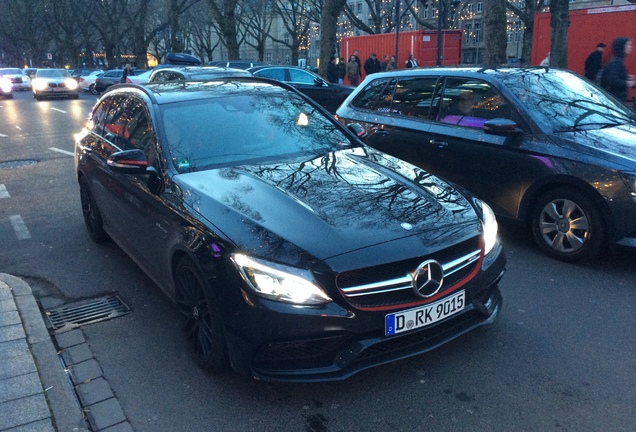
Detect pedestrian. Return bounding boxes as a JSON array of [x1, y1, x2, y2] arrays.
[[337, 57, 346, 84], [540, 52, 550, 67], [584, 43, 606, 81], [327, 56, 338, 84], [120, 64, 132, 83], [346, 55, 360, 86], [600, 37, 635, 104], [380, 55, 390, 72], [352, 50, 362, 81], [405, 54, 418, 68], [364, 53, 381, 76], [386, 56, 397, 71]]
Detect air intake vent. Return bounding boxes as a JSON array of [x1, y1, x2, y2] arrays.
[[45, 295, 130, 332]]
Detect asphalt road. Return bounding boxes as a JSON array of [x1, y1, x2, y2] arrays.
[[1, 89, 635, 432]]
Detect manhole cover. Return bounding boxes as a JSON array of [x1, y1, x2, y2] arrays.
[[45, 295, 130, 332], [0, 160, 38, 169]]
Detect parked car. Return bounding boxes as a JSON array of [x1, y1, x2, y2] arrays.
[[0, 68, 29, 91], [148, 66, 250, 83], [78, 70, 104, 94], [209, 60, 267, 70], [94, 69, 124, 93], [72, 68, 101, 82], [127, 69, 153, 84], [32, 68, 79, 100], [73, 78, 505, 381], [336, 67, 636, 262], [248, 65, 354, 113], [0, 76, 13, 98]]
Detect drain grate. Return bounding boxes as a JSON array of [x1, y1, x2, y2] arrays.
[[45, 295, 130, 332]]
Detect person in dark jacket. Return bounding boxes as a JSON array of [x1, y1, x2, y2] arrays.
[[600, 37, 635, 103], [120, 64, 132, 83], [327, 56, 338, 84], [337, 58, 346, 84], [584, 42, 606, 81], [363, 53, 381, 76]]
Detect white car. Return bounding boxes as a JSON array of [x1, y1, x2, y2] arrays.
[[127, 69, 153, 84], [78, 70, 104, 94], [0, 68, 29, 91]]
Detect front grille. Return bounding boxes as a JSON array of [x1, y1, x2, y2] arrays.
[[337, 236, 481, 310], [48, 83, 67, 88], [10, 77, 23, 84]]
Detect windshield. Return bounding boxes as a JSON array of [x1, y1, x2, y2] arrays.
[[496, 69, 636, 132], [161, 84, 355, 172], [37, 69, 71, 78], [0, 69, 22, 75]]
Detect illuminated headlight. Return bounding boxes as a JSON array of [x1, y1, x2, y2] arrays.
[[0, 78, 11, 93], [33, 79, 49, 91], [232, 254, 331, 305], [65, 79, 78, 90], [478, 200, 498, 256], [620, 172, 636, 196]]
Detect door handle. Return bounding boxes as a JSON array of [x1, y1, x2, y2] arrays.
[[430, 140, 448, 148], [374, 130, 389, 136]]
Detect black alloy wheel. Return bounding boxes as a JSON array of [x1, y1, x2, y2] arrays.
[[79, 176, 108, 243], [174, 257, 229, 373], [89, 84, 97, 95], [531, 187, 605, 262]]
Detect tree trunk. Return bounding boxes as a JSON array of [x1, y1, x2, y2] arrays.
[[549, 0, 569, 68], [318, 0, 347, 79], [483, 0, 508, 65]]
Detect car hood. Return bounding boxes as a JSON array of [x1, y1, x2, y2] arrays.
[[173, 147, 481, 267], [551, 124, 636, 169]]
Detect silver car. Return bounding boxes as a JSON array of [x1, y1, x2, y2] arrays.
[[32, 68, 79, 100]]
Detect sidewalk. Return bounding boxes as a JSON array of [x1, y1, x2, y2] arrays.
[[0, 273, 88, 432]]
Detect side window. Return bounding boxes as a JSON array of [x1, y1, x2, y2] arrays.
[[288, 69, 315, 85], [256, 68, 285, 81], [89, 99, 112, 135], [123, 97, 155, 154], [101, 95, 136, 150], [437, 78, 511, 129], [391, 77, 439, 119], [350, 78, 395, 111]]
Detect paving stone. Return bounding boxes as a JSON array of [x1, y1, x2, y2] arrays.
[[3, 418, 55, 432], [60, 343, 93, 366], [0, 351, 37, 380], [75, 377, 114, 407], [0, 310, 21, 327], [101, 421, 135, 432], [0, 298, 16, 312], [85, 398, 127, 431], [0, 282, 12, 300], [54, 330, 86, 349], [69, 359, 103, 385], [0, 372, 43, 403], [0, 338, 29, 360], [0, 393, 50, 430], [0, 323, 26, 343]]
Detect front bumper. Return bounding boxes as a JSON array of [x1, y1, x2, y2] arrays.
[[222, 250, 506, 382]]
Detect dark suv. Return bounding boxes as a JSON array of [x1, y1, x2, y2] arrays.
[[336, 67, 636, 262], [74, 78, 505, 381]]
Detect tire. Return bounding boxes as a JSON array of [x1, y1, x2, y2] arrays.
[[174, 257, 229, 373], [531, 187, 605, 262], [79, 176, 109, 243], [89, 84, 97, 95]]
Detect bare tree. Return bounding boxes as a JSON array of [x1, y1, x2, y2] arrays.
[[318, 0, 347, 79], [270, 0, 312, 65], [237, 0, 276, 61], [207, 0, 241, 59], [505, 0, 545, 64], [483, 0, 507, 64]]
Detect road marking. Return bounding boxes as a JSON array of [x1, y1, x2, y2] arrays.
[[10, 215, 32, 240], [15, 126, 22, 130], [51, 108, 67, 113], [49, 147, 74, 156], [0, 133, 7, 137], [0, 184, 10, 199]]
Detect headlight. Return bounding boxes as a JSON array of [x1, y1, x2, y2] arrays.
[[65, 79, 78, 90], [232, 254, 332, 305], [478, 200, 498, 256], [620, 172, 636, 196], [33, 79, 48, 91], [0, 78, 11, 93]]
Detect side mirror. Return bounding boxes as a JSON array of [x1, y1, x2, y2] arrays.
[[483, 118, 522, 136], [347, 123, 367, 140], [107, 149, 148, 174]]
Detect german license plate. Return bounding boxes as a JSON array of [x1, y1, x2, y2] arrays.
[[385, 290, 465, 336]]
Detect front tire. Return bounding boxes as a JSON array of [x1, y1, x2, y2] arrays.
[[174, 258, 229, 373], [531, 187, 605, 262], [79, 176, 108, 243], [89, 84, 97, 95]]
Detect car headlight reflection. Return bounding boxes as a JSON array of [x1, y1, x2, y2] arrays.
[[33, 79, 48, 91], [479, 200, 498, 256], [0, 78, 11, 93], [65, 79, 78, 90], [232, 254, 332, 305]]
